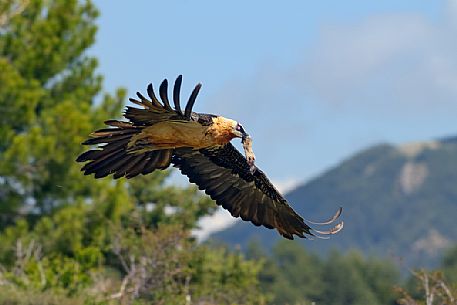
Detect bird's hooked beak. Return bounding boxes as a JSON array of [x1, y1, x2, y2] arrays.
[[234, 123, 249, 139]]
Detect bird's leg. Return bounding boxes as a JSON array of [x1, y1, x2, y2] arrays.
[[242, 136, 256, 173]]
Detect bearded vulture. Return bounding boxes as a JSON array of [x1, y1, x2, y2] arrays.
[[76, 76, 343, 240]]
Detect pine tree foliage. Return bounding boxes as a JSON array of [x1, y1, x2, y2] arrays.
[[0, 0, 214, 228], [0, 1, 265, 304]]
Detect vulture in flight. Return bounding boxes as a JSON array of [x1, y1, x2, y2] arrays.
[[77, 76, 343, 240]]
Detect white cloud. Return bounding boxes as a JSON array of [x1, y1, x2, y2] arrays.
[[272, 177, 303, 195], [193, 208, 238, 241], [300, 9, 457, 111]]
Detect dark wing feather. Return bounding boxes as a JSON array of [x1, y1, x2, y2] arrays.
[[77, 76, 204, 179], [159, 79, 173, 111], [77, 120, 172, 179], [185, 83, 202, 119], [125, 76, 201, 125], [172, 144, 343, 239], [173, 75, 184, 116]]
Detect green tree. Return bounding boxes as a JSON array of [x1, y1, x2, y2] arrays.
[[260, 240, 323, 304], [319, 251, 398, 305], [0, 0, 112, 220], [0, 217, 266, 304], [0, 1, 265, 304], [249, 240, 400, 305], [0, 0, 215, 227]]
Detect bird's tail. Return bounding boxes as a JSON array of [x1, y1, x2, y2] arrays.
[[76, 120, 172, 179]]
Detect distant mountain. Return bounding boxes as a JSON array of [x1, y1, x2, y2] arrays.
[[211, 137, 457, 269]]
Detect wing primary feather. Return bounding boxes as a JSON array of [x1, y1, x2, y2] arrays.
[[246, 191, 263, 224], [229, 192, 248, 218], [184, 83, 201, 119], [104, 120, 135, 128], [159, 79, 173, 111], [125, 156, 150, 178], [110, 154, 141, 178], [262, 207, 276, 229], [141, 151, 162, 175], [113, 155, 144, 179], [255, 195, 267, 225], [78, 140, 126, 162], [129, 98, 145, 108], [217, 187, 239, 210], [133, 92, 156, 110], [155, 150, 172, 169], [125, 155, 148, 179], [77, 149, 108, 162], [147, 83, 163, 107], [136, 92, 147, 102], [239, 192, 258, 221], [81, 149, 122, 172], [173, 75, 184, 116], [83, 133, 132, 145], [84, 152, 128, 176], [210, 180, 232, 197]]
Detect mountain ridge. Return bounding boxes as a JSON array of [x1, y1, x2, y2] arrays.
[[211, 137, 457, 269]]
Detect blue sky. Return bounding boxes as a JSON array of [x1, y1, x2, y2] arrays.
[[91, 0, 457, 237]]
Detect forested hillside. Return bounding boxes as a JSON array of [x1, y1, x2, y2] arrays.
[[214, 139, 457, 269]]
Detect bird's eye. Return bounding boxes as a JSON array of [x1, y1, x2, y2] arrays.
[[236, 124, 243, 131]]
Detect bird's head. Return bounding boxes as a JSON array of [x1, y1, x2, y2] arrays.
[[210, 116, 249, 143]]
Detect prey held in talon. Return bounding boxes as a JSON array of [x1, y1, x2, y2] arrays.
[[77, 75, 343, 240]]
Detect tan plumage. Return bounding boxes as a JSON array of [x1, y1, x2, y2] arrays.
[[128, 117, 237, 151], [77, 75, 343, 240]]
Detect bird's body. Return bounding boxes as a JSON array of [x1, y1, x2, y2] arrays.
[[130, 116, 238, 151], [77, 76, 343, 240]]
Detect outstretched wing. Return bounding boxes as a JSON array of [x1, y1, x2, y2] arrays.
[[76, 76, 203, 179], [172, 144, 343, 239]]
